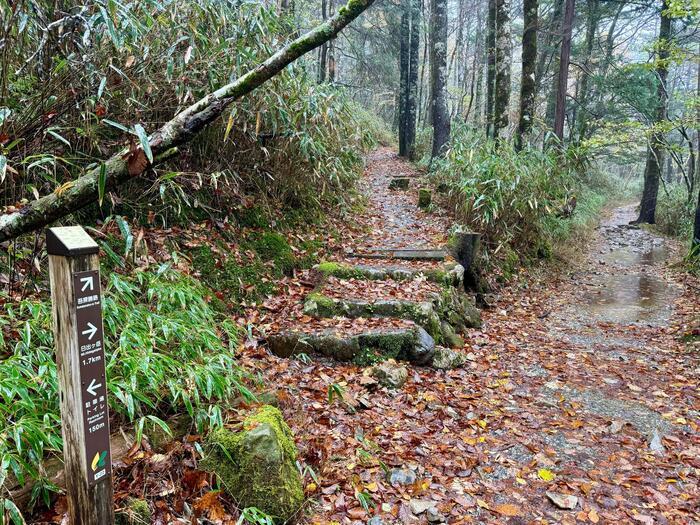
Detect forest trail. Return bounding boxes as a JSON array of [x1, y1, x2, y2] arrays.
[[242, 150, 699, 524]]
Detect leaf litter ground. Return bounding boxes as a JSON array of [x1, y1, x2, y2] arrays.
[[32, 150, 699, 524]]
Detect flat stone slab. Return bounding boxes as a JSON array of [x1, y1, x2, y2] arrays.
[[541, 382, 672, 440], [314, 261, 464, 287], [349, 249, 448, 261], [266, 326, 436, 365]]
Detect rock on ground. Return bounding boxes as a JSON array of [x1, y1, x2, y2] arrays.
[[201, 406, 303, 522]]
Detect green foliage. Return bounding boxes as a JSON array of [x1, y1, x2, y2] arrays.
[[433, 125, 578, 257], [0, 265, 248, 507], [0, 0, 380, 225], [656, 185, 697, 240]]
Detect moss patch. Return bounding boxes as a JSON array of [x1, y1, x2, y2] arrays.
[[202, 406, 304, 523], [116, 498, 151, 525]]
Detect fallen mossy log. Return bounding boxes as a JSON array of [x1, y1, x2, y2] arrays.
[[0, 0, 376, 242]]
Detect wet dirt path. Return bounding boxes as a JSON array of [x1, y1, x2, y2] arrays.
[[243, 152, 699, 524]]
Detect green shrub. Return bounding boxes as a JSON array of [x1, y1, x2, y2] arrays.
[[433, 124, 616, 269], [0, 265, 249, 507], [656, 184, 697, 239], [434, 125, 577, 256]]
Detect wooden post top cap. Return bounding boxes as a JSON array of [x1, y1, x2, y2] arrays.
[[47, 226, 99, 256]]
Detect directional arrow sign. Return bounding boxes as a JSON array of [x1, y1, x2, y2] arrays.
[[86, 378, 103, 397], [82, 322, 98, 340], [80, 275, 94, 292]]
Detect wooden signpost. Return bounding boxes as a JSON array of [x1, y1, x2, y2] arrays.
[[47, 226, 114, 525]]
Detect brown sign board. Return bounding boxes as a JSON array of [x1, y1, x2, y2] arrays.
[[73, 270, 112, 486]]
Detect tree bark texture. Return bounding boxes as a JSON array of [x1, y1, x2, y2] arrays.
[[0, 0, 377, 242], [485, 0, 497, 137], [637, 0, 671, 224], [430, 0, 451, 157], [493, 0, 512, 140], [553, 0, 575, 142], [517, 0, 538, 150]]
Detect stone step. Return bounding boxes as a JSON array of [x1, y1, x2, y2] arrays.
[[348, 248, 448, 261], [303, 287, 481, 346], [266, 325, 434, 365], [265, 325, 468, 370], [313, 261, 464, 287]]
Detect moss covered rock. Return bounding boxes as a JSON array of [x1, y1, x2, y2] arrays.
[[418, 188, 432, 210], [202, 406, 304, 523]]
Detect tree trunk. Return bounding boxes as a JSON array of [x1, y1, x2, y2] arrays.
[[485, 0, 497, 137], [430, 0, 451, 157], [637, 0, 671, 224], [0, 0, 377, 242], [573, 0, 599, 143], [493, 0, 512, 140], [538, 0, 564, 126], [319, 0, 328, 82], [406, 0, 420, 160], [516, 0, 538, 150], [694, 181, 700, 253], [399, 0, 410, 157], [553, 0, 575, 143]]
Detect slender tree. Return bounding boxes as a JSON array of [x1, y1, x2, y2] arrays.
[[430, 0, 451, 156], [517, 0, 538, 150], [573, 0, 600, 143], [399, 0, 410, 156], [319, 0, 329, 82], [553, 0, 575, 142], [539, 0, 564, 128], [637, 0, 671, 224], [406, 0, 420, 159], [485, 0, 497, 137], [493, 0, 512, 139], [694, 183, 700, 254]]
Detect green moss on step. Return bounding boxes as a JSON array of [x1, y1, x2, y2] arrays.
[[202, 406, 304, 523], [315, 261, 364, 279]]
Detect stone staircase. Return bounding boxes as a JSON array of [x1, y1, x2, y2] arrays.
[[265, 250, 482, 370]]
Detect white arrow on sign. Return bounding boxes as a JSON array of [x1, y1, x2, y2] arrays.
[[82, 322, 98, 340], [80, 276, 94, 292], [86, 379, 102, 397]]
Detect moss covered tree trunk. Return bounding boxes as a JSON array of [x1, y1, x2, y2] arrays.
[[637, 0, 671, 224], [430, 0, 451, 157], [516, 0, 537, 150], [0, 0, 376, 243], [406, 0, 420, 160], [493, 0, 512, 140]]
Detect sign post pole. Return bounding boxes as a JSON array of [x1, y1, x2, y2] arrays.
[[47, 226, 114, 525]]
